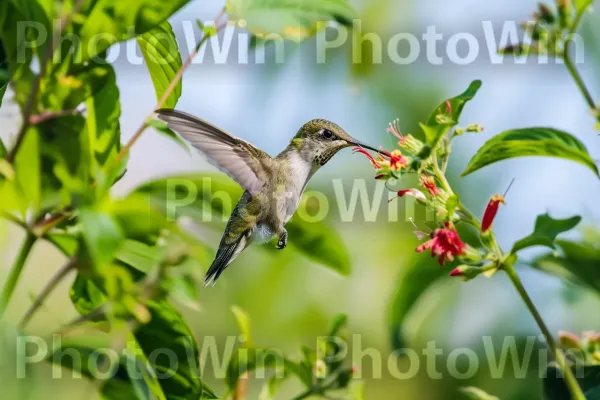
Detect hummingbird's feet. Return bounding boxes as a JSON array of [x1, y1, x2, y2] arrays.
[[277, 230, 288, 250]]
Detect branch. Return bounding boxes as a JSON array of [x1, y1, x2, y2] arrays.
[[19, 258, 78, 328], [115, 12, 228, 164]]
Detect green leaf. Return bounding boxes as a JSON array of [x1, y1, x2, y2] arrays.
[[115, 239, 163, 274], [287, 213, 351, 276], [461, 128, 599, 177], [137, 21, 182, 109], [533, 238, 600, 295], [511, 213, 581, 253], [135, 300, 218, 399], [66, 280, 218, 400], [70, 273, 108, 317], [544, 365, 600, 400], [79, 208, 125, 269], [231, 305, 253, 347], [574, 0, 594, 12], [422, 80, 482, 148], [78, 0, 191, 61], [227, 0, 357, 42], [460, 387, 499, 400]]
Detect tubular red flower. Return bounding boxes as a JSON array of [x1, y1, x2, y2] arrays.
[[420, 175, 440, 196], [389, 150, 407, 171], [353, 146, 381, 169], [416, 222, 466, 266], [390, 188, 427, 204], [481, 194, 505, 232]]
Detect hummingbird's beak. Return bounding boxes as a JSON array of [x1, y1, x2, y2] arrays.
[[349, 140, 388, 157]]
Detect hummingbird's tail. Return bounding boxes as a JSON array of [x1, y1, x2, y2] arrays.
[[204, 230, 251, 286]]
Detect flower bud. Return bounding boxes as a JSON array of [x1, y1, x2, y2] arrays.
[[559, 331, 582, 350], [398, 134, 424, 154], [449, 265, 485, 281], [466, 124, 485, 133], [482, 195, 505, 232], [420, 174, 441, 196], [557, 0, 573, 28], [314, 359, 328, 379]]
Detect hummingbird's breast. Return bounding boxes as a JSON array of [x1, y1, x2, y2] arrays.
[[274, 151, 315, 225]]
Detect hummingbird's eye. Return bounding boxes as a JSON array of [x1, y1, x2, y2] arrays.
[[319, 129, 334, 139]]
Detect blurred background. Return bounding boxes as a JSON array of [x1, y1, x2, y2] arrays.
[[2, 0, 600, 398]]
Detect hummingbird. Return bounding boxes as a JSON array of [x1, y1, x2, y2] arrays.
[[156, 109, 383, 285]]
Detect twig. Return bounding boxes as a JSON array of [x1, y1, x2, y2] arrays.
[[19, 258, 78, 328], [563, 7, 597, 114], [6, 0, 87, 162], [115, 11, 228, 163], [29, 109, 81, 125]]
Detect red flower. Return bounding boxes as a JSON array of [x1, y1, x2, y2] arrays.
[[390, 188, 426, 204], [353, 146, 381, 169], [420, 175, 440, 196], [481, 194, 505, 232], [416, 222, 466, 266], [389, 150, 407, 171]]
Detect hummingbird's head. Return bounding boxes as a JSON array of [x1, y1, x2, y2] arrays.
[[293, 119, 383, 166]]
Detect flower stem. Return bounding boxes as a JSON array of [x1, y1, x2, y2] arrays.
[[430, 167, 585, 398], [503, 264, 586, 400], [563, 7, 597, 115], [1, 232, 37, 315]]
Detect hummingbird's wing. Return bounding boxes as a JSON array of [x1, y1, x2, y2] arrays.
[[156, 109, 271, 195]]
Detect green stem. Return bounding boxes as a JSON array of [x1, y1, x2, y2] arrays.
[[563, 8, 597, 114], [504, 264, 586, 400], [430, 162, 586, 399], [1, 232, 37, 314]]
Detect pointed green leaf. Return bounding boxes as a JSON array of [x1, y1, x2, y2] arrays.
[[574, 0, 594, 12], [511, 213, 581, 253], [462, 128, 599, 177], [137, 21, 182, 109], [227, 0, 357, 42], [78, 0, 191, 60], [426, 80, 482, 127], [421, 80, 482, 148], [79, 208, 125, 269]]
